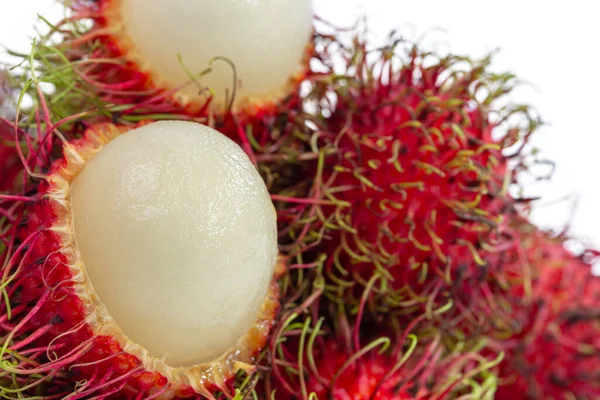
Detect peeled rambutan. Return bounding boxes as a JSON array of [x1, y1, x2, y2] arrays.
[[61, 0, 314, 115], [0, 120, 283, 398], [492, 224, 600, 399]]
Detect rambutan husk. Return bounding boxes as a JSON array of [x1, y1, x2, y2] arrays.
[[261, 311, 502, 400], [490, 223, 600, 399], [0, 118, 285, 399], [261, 26, 545, 343]]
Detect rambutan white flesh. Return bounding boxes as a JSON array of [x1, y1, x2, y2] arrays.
[[69, 121, 278, 366], [102, 0, 314, 111]]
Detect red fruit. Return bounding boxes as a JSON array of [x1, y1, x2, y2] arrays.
[[281, 38, 539, 321], [494, 226, 600, 399]]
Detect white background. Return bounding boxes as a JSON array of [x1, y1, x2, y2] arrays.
[[0, 1, 598, 271]]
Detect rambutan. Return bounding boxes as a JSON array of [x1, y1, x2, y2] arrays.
[[491, 224, 600, 399], [57, 0, 314, 115], [271, 31, 542, 330], [0, 119, 283, 398]]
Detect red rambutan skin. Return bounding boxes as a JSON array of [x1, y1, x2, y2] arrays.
[[264, 331, 427, 400], [265, 327, 499, 400], [492, 227, 600, 400], [323, 65, 510, 284], [283, 40, 540, 328]]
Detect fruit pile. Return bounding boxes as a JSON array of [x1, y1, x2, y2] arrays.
[[0, 1, 597, 399]]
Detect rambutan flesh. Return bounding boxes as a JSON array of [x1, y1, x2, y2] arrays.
[[63, 0, 314, 115], [0, 120, 283, 398], [492, 224, 600, 399]]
